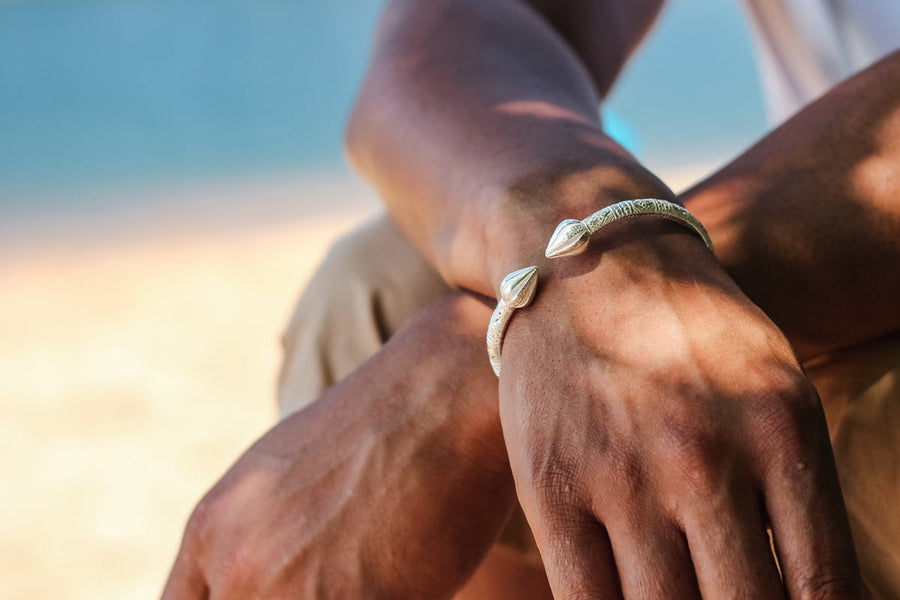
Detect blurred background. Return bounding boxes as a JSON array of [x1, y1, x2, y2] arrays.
[[0, 1, 767, 597]]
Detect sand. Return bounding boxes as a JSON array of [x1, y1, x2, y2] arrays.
[[0, 167, 707, 598], [0, 173, 380, 598]]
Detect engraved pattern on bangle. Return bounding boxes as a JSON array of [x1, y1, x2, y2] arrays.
[[486, 265, 538, 377], [545, 198, 713, 259]]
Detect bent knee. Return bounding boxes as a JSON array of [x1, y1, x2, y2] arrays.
[[277, 215, 449, 415], [315, 214, 448, 304]]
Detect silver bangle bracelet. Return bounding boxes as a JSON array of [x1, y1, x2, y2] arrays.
[[486, 266, 538, 376], [486, 199, 712, 377], [545, 197, 713, 258]]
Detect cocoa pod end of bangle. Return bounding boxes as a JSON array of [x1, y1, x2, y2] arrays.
[[545, 219, 590, 258], [499, 265, 538, 308]]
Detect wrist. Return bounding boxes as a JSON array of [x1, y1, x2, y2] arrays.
[[547, 215, 722, 290], [501, 218, 733, 358], [481, 163, 678, 295], [399, 294, 508, 460]]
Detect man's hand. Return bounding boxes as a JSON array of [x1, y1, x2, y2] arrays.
[[162, 294, 513, 600], [499, 225, 862, 599]]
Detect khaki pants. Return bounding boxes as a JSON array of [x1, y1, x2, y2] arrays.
[[278, 215, 900, 599]]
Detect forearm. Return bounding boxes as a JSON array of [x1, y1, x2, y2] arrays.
[[285, 292, 515, 596], [682, 49, 900, 359], [347, 0, 669, 295], [317, 292, 509, 487], [165, 293, 514, 599]]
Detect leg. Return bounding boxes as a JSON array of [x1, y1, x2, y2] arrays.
[[803, 335, 900, 599], [277, 214, 450, 417]]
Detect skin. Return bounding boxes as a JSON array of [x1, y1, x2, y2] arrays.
[[499, 233, 837, 599], [346, 0, 877, 597], [162, 294, 519, 600], [681, 49, 900, 361], [347, 0, 671, 291], [164, 3, 900, 599]]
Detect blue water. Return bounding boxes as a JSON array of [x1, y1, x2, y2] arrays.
[[0, 0, 767, 207]]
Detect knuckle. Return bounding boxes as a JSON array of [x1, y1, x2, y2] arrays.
[[183, 487, 231, 551], [184, 495, 216, 546], [794, 563, 862, 600], [606, 443, 647, 499], [219, 548, 258, 591], [540, 503, 591, 539], [182, 486, 266, 592], [211, 532, 262, 592], [522, 452, 587, 530], [533, 460, 581, 508], [752, 384, 823, 473], [564, 591, 605, 600], [665, 425, 728, 497]]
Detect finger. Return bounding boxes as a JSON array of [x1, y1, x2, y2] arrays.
[[683, 479, 785, 599], [763, 418, 862, 599], [606, 515, 700, 599], [161, 550, 209, 600], [529, 505, 622, 600]]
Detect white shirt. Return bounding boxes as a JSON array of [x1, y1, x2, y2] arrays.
[[742, 0, 900, 124]]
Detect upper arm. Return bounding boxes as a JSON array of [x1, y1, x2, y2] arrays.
[[519, 0, 667, 95]]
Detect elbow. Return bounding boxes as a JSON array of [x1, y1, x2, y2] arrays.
[[344, 79, 384, 179], [344, 0, 409, 175], [343, 98, 367, 176]]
